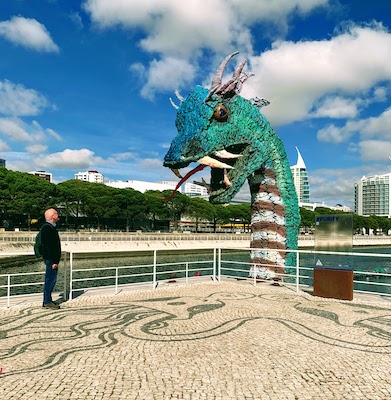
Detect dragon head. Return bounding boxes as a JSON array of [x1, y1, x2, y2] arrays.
[[163, 52, 272, 204]]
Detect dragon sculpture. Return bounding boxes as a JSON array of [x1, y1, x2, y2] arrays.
[[163, 52, 300, 279]]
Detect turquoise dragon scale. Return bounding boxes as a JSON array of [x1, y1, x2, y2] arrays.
[[163, 52, 300, 279]]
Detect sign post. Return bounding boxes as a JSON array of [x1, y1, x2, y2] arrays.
[[313, 214, 354, 300]]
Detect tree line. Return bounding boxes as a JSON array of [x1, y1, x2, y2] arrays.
[[1, 168, 389, 233], [0, 168, 250, 232]]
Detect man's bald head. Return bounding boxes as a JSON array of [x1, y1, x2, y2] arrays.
[[45, 208, 59, 223]]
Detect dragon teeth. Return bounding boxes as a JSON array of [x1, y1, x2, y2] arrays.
[[170, 168, 182, 178], [202, 178, 212, 192], [223, 169, 232, 187], [197, 156, 234, 169], [214, 150, 242, 159]]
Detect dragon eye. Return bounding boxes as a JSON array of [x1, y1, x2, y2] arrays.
[[213, 104, 228, 122]]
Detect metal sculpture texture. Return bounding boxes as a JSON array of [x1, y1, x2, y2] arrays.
[[163, 52, 300, 279]]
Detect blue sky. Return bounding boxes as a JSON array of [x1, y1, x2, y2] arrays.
[[0, 0, 391, 208]]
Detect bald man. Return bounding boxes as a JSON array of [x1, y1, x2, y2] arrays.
[[41, 208, 62, 309]]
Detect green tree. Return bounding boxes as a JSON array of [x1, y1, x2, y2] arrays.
[[0, 168, 55, 229], [114, 188, 147, 231], [226, 204, 251, 231], [211, 204, 231, 233], [300, 208, 315, 229], [57, 180, 91, 229], [186, 197, 215, 232], [144, 190, 170, 230], [162, 191, 191, 230], [83, 183, 119, 230]]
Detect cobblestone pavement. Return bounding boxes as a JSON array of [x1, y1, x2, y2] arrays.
[[0, 281, 390, 400]]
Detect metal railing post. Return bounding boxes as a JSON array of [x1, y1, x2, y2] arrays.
[[63, 251, 67, 301], [213, 248, 216, 282], [153, 250, 157, 289], [218, 248, 221, 282], [186, 262, 189, 285], [7, 275, 11, 308], [296, 252, 300, 294], [254, 264, 257, 287], [69, 252, 73, 300], [115, 267, 119, 294]]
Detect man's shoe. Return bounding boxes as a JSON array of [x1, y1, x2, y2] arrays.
[[43, 302, 60, 309]]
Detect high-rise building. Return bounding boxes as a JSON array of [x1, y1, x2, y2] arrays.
[[0, 158, 5, 167], [29, 170, 52, 182], [355, 173, 391, 217], [75, 170, 104, 183], [290, 147, 310, 203]]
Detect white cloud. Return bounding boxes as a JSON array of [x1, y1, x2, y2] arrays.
[[317, 106, 391, 151], [84, 0, 329, 48], [35, 148, 104, 169], [138, 158, 163, 169], [359, 140, 391, 162], [309, 167, 363, 207], [373, 86, 388, 102], [358, 107, 391, 139], [84, 0, 331, 97], [312, 96, 360, 119], [70, 12, 84, 29], [0, 16, 59, 53], [230, 0, 329, 37], [46, 128, 62, 141], [112, 152, 136, 161], [317, 124, 354, 143], [140, 57, 196, 99], [309, 161, 391, 208], [242, 23, 391, 126], [0, 115, 62, 149], [129, 63, 146, 80], [0, 139, 10, 151], [26, 144, 48, 154], [0, 80, 49, 117], [84, 0, 233, 56], [0, 118, 31, 141]]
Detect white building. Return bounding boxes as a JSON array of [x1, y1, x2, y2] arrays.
[[355, 173, 391, 217], [300, 202, 351, 213], [29, 170, 52, 182], [183, 182, 209, 200], [105, 180, 180, 193], [75, 170, 104, 183], [290, 147, 310, 204]]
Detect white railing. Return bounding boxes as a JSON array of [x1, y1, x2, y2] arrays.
[[1, 247, 390, 307], [2, 232, 391, 245], [0, 233, 251, 243]]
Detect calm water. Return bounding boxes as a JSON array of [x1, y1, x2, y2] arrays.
[[1, 247, 390, 297]]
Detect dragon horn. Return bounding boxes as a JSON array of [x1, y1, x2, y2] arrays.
[[174, 89, 185, 102], [169, 98, 179, 110], [210, 51, 239, 89], [232, 60, 246, 80]]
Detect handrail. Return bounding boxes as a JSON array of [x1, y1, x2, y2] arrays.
[[1, 246, 390, 307]]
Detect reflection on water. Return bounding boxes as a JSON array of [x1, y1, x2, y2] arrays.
[[0, 247, 390, 297]]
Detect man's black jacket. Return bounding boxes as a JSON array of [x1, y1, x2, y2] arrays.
[[41, 223, 61, 263]]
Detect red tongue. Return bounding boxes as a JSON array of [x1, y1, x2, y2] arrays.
[[163, 164, 207, 201]]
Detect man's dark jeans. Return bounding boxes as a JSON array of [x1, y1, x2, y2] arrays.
[[43, 260, 58, 305]]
